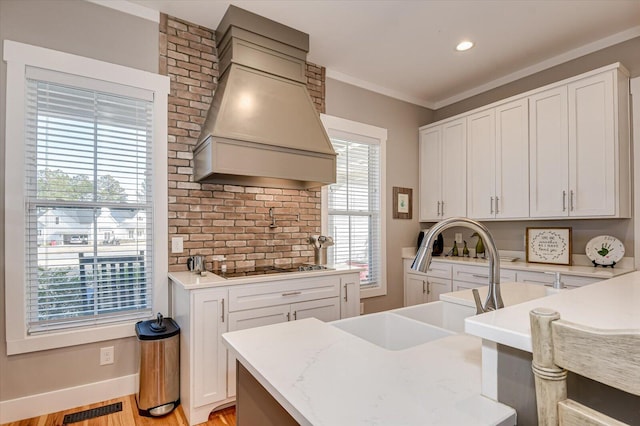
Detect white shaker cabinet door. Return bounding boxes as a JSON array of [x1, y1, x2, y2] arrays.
[[529, 86, 569, 218], [292, 297, 340, 322], [227, 305, 290, 398], [568, 72, 616, 217], [419, 126, 442, 221], [426, 276, 452, 303], [405, 273, 428, 306], [192, 288, 228, 408], [441, 118, 467, 218], [495, 98, 529, 219], [340, 273, 361, 318], [466, 108, 496, 219]]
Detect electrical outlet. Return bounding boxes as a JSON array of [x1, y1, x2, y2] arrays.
[[455, 233, 463, 244], [171, 237, 183, 254], [100, 346, 114, 365]]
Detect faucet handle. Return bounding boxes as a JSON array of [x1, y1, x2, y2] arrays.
[[471, 289, 485, 315]]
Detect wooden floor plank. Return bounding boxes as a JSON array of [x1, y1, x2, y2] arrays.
[[0, 395, 236, 426]]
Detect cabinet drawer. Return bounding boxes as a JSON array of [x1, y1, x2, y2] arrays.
[[561, 275, 601, 288], [452, 264, 516, 284], [425, 261, 452, 279], [516, 270, 555, 286], [406, 260, 452, 279], [516, 271, 601, 289], [228, 275, 341, 312]]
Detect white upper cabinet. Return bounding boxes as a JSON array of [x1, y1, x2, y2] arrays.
[[420, 63, 629, 222], [467, 98, 529, 219], [529, 66, 630, 218], [529, 86, 569, 217], [419, 118, 466, 221]]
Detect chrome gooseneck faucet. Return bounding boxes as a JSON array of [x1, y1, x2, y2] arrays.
[[412, 217, 503, 313]]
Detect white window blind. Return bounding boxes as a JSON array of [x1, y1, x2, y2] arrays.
[[326, 136, 381, 287], [24, 71, 154, 334]]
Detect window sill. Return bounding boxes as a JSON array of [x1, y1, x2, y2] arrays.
[[6, 320, 146, 355], [360, 284, 387, 299]]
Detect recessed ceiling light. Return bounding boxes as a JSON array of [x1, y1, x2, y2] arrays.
[[456, 40, 474, 52]]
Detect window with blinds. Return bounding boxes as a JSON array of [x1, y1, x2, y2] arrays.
[[326, 136, 381, 287], [24, 70, 154, 334]]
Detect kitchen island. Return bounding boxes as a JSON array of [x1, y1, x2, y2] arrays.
[[465, 271, 640, 424], [223, 315, 516, 425]]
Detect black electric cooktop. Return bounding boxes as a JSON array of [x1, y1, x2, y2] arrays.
[[219, 264, 332, 279]]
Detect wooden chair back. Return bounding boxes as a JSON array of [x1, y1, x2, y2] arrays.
[[530, 308, 640, 425]]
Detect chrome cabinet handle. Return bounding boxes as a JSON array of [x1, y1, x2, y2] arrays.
[[293, 311, 297, 320], [282, 291, 301, 297], [437, 201, 441, 216], [490, 197, 494, 214], [427, 281, 431, 295], [221, 299, 225, 323], [286, 312, 291, 321], [441, 201, 445, 216], [495, 196, 499, 214], [344, 284, 348, 302], [422, 280, 426, 294], [562, 190, 567, 211], [472, 274, 489, 279], [570, 190, 574, 211]]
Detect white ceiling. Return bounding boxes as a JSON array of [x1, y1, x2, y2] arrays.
[[128, 0, 640, 109]]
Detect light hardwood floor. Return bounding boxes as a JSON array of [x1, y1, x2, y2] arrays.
[[1, 395, 236, 426]]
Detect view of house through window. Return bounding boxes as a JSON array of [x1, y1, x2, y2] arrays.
[[322, 115, 387, 298], [25, 77, 154, 333]]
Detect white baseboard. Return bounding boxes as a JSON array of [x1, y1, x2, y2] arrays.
[[0, 373, 138, 424]]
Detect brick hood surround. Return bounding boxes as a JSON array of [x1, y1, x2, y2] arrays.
[[193, 5, 336, 190]]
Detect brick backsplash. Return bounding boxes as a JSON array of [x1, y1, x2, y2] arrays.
[[160, 14, 325, 272]]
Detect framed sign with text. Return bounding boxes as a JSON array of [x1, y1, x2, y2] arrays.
[[526, 227, 572, 266]]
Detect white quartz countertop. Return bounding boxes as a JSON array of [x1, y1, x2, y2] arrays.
[[401, 247, 633, 279], [168, 264, 363, 290], [465, 271, 640, 353], [441, 282, 549, 308], [223, 318, 515, 426]]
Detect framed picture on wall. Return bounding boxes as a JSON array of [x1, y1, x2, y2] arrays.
[[393, 187, 412, 219], [526, 227, 572, 265]]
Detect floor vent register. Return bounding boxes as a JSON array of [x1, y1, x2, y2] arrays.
[[63, 402, 122, 424]]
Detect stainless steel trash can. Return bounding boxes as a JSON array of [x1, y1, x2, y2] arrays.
[[135, 313, 180, 417]]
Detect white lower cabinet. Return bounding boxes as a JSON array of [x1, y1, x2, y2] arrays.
[[404, 261, 453, 306], [171, 271, 358, 426], [227, 297, 340, 397], [406, 273, 452, 305], [340, 273, 361, 318], [172, 286, 228, 425]]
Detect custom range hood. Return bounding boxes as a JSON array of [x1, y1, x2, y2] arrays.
[[194, 5, 336, 189]]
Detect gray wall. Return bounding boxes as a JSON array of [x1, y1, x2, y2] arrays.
[[326, 79, 433, 313], [427, 37, 640, 257], [0, 0, 158, 402]]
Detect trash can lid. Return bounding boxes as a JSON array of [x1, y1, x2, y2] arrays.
[[136, 314, 180, 340]]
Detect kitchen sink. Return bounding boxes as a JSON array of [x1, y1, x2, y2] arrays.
[[331, 311, 454, 350], [392, 301, 478, 333]]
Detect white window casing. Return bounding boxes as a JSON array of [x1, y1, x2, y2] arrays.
[[320, 114, 387, 299], [4, 40, 169, 354]]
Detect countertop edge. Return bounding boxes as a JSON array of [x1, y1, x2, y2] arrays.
[[169, 264, 364, 290]]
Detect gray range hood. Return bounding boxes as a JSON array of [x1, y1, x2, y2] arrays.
[[194, 6, 336, 189]]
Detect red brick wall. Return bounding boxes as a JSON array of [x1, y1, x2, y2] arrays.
[[159, 14, 325, 272]]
